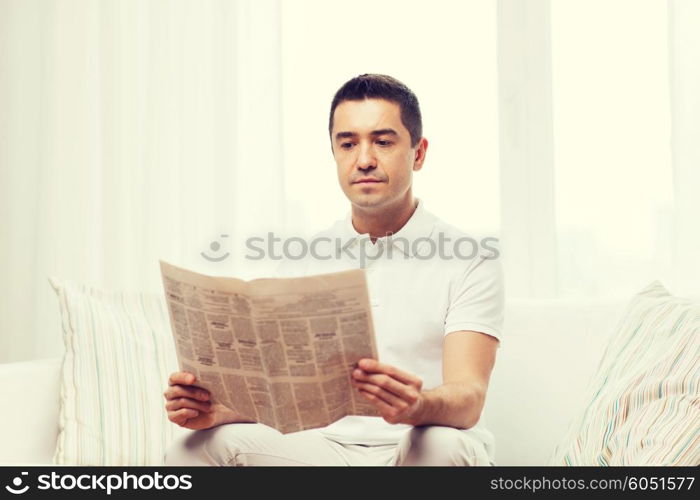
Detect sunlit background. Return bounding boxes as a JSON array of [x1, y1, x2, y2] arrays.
[[1, 0, 698, 362]]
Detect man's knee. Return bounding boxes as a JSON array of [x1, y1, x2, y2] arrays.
[[164, 427, 228, 466], [398, 426, 491, 466], [164, 423, 279, 466]]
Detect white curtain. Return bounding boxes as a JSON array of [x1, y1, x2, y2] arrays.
[[0, 0, 284, 363], [668, 0, 700, 298], [2, 0, 699, 364], [497, 0, 558, 298], [498, 0, 699, 300]]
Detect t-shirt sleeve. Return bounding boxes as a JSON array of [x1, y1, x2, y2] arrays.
[[444, 255, 505, 342]]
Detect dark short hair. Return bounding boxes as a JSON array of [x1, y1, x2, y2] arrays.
[[328, 74, 423, 148]]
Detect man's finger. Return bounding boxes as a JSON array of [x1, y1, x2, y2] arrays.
[[165, 397, 213, 413], [352, 369, 420, 403], [163, 384, 210, 402], [357, 389, 401, 423], [352, 381, 407, 409], [168, 408, 199, 426], [356, 359, 422, 387], [169, 371, 196, 386]]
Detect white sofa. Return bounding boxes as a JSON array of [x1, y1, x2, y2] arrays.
[[0, 298, 627, 466]]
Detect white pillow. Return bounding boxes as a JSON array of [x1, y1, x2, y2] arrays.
[[549, 281, 700, 465], [50, 278, 180, 465]]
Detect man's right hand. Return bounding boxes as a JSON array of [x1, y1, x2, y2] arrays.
[[164, 372, 255, 430]]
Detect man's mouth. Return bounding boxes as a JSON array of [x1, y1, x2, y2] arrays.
[[353, 178, 384, 184]]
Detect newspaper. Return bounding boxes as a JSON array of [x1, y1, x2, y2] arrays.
[[160, 260, 380, 433]]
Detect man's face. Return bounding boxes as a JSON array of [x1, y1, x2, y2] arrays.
[[331, 98, 426, 210]]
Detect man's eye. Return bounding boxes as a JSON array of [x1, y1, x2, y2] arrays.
[[376, 140, 392, 147], [340, 142, 354, 149]]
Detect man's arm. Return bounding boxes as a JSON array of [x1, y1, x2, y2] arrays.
[[420, 330, 498, 428], [351, 330, 498, 428]]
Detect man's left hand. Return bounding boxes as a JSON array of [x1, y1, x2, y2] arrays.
[[351, 358, 424, 425]]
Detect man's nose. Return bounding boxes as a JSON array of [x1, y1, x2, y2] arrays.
[[356, 144, 376, 171]]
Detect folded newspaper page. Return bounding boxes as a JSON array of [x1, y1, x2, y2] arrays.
[[160, 261, 380, 433]]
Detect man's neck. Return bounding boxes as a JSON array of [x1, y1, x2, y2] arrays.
[[351, 194, 418, 243]]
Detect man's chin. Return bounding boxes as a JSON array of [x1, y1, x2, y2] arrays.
[[347, 194, 387, 209]]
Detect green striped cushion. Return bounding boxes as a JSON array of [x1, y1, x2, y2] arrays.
[[50, 278, 179, 465], [549, 281, 699, 465]]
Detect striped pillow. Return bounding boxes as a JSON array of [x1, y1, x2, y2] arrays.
[[50, 278, 180, 465], [549, 281, 699, 465]]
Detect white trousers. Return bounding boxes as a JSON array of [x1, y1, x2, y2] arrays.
[[164, 423, 495, 466]]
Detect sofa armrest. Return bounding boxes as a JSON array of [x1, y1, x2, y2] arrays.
[[0, 358, 62, 464]]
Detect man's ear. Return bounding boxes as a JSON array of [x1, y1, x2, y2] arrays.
[[413, 137, 428, 172]]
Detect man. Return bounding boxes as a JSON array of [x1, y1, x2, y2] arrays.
[[164, 74, 504, 466]]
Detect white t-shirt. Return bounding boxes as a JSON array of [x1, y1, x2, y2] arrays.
[[276, 199, 504, 445]]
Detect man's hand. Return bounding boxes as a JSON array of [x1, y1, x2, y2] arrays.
[[351, 358, 425, 425], [352, 332, 498, 429], [164, 372, 255, 430]]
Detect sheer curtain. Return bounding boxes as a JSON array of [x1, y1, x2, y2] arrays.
[[499, 0, 698, 299], [0, 0, 284, 363], [1, 0, 698, 364], [668, 0, 700, 298], [550, 0, 675, 298]]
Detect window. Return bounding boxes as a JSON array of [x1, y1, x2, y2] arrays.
[[551, 0, 674, 297], [281, 0, 500, 237]]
